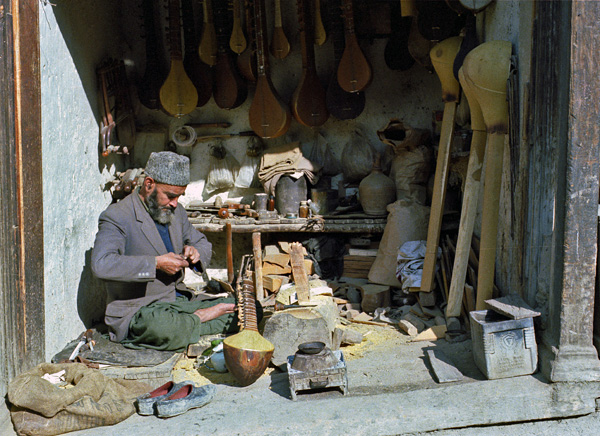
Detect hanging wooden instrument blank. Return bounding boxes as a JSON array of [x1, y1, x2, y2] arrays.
[[159, 0, 198, 117], [237, 0, 258, 82], [337, 0, 372, 93], [325, 0, 365, 120], [270, 0, 291, 59], [229, 0, 247, 54], [223, 255, 274, 387], [291, 0, 329, 127], [138, 0, 167, 110], [199, 0, 218, 66], [181, 0, 212, 107], [314, 0, 326, 46], [213, 0, 247, 109], [248, 0, 291, 138]]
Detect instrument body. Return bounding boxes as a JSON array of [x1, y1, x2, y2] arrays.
[[291, 0, 329, 127], [138, 0, 167, 110], [213, 0, 247, 109], [325, 0, 365, 120], [181, 0, 212, 107], [230, 0, 247, 54], [159, 0, 198, 117], [223, 256, 274, 386], [199, 0, 218, 66], [270, 0, 291, 59], [337, 0, 372, 93], [249, 0, 291, 138]]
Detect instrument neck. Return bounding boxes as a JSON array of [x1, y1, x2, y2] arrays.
[[297, 0, 316, 71], [167, 0, 183, 60], [341, 0, 356, 36], [254, 0, 270, 77], [181, 0, 198, 56], [328, 0, 345, 62], [213, 0, 231, 52]]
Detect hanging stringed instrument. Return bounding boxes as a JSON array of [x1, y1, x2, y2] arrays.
[[337, 0, 372, 93], [270, 0, 290, 59], [223, 255, 274, 387], [198, 0, 218, 66], [138, 0, 167, 110], [181, 0, 212, 107], [314, 0, 326, 46], [248, 0, 291, 138], [325, 0, 365, 120], [159, 0, 198, 117], [213, 0, 247, 109], [229, 0, 247, 54], [237, 0, 258, 82], [291, 0, 329, 127]]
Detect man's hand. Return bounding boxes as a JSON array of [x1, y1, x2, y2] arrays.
[[182, 245, 201, 265], [156, 253, 189, 275], [193, 303, 236, 322]]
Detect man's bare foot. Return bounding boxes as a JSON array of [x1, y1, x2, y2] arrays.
[[194, 303, 236, 322]]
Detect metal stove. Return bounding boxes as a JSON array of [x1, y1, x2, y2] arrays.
[[286, 342, 348, 401]]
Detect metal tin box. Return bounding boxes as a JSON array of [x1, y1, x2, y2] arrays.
[[469, 310, 537, 380]]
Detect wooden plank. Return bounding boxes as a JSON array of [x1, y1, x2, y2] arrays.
[[0, 0, 44, 397], [252, 232, 265, 300], [426, 349, 464, 383], [412, 325, 447, 342], [263, 253, 290, 267], [485, 295, 541, 319], [289, 242, 310, 303]]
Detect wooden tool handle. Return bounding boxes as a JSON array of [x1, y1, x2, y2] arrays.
[[252, 232, 265, 301], [225, 222, 234, 283]]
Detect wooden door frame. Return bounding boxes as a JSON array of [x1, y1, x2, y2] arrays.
[[0, 0, 44, 396]]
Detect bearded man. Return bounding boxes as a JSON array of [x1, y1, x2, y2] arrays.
[[91, 151, 248, 351]]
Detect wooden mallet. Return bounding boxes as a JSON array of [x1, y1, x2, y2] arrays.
[[420, 36, 463, 295], [460, 40, 512, 309]]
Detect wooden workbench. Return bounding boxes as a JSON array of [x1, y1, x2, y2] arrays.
[[189, 214, 387, 234]]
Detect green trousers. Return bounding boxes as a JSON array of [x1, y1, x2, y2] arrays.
[[122, 297, 240, 352]]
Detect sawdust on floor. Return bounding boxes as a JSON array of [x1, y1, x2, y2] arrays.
[[172, 323, 410, 385]]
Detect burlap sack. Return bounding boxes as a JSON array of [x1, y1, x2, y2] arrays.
[[8, 362, 151, 436], [368, 200, 430, 287]]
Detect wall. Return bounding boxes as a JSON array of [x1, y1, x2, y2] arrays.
[[39, 1, 125, 358]]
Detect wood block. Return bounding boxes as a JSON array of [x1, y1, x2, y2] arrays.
[[422, 305, 444, 318], [398, 319, 418, 336], [348, 248, 379, 257], [353, 312, 374, 322], [263, 275, 287, 293], [410, 303, 425, 318], [263, 307, 335, 367], [412, 325, 447, 342], [279, 241, 307, 255], [346, 309, 361, 320], [264, 245, 282, 256], [485, 294, 541, 319], [262, 262, 291, 275], [418, 291, 437, 307], [426, 349, 464, 383], [304, 259, 315, 275], [290, 242, 310, 303], [263, 253, 290, 268], [401, 313, 425, 332]]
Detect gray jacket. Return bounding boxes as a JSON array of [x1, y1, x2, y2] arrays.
[[91, 192, 212, 342]]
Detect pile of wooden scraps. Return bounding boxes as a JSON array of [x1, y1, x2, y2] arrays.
[[258, 241, 315, 299]]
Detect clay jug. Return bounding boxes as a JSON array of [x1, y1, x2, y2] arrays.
[[359, 154, 396, 216]]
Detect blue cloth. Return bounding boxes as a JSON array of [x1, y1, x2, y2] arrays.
[[154, 222, 174, 253]]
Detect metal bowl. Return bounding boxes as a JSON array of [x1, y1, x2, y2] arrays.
[[298, 341, 326, 355]]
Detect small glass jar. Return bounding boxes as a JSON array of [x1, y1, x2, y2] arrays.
[[299, 201, 309, 218]]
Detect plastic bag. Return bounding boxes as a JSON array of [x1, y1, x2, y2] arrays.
[[341, 130, 375, 182], [203, 143, 240, 200]]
